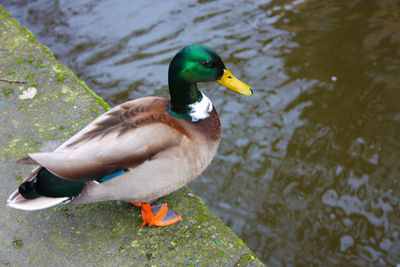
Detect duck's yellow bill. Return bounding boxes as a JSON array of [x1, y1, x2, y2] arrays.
[[217, 69, 253, 96]]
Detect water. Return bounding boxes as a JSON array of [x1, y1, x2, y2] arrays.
[[3, 0, 400, 265]]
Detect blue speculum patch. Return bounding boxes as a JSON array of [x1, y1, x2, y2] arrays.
[[98, 169, 128, 182]]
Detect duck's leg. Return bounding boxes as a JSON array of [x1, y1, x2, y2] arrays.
[[131, 202, 182, 227]]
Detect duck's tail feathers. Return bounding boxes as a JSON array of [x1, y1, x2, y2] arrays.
[[7, 189, 70, 211], [16, 156, 37, 165], [7, 166, 70, 211]]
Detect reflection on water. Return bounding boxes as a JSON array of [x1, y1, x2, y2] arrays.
[[3, 0, 399, 265]]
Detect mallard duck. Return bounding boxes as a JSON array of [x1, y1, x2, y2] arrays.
[[7, 44, 252, 227]]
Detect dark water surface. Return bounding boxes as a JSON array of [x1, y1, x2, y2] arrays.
[[3, 0, 399, 265]]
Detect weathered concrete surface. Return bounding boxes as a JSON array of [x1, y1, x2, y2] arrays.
[[0, 6, 264, 266]]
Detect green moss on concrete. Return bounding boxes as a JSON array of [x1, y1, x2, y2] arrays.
[[0, 5, 264, 266], [12, 237, 23, 249], [236, 254, 259, 266]]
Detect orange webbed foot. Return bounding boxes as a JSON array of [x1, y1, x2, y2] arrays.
[[130, 202, 182, 227]]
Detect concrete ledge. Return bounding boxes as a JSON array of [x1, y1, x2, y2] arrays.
[[0, 6, 264, 266]]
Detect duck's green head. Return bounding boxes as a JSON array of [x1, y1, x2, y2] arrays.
[[168, 44, 252, 114]]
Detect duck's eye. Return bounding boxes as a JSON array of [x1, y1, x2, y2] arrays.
[[201, 60, 214, 68]]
